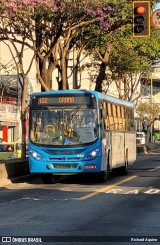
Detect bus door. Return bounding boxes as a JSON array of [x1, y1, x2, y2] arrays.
[[111, 132, 125, 168], [100, 101, 108, 171], [110, 103, 125, 168]]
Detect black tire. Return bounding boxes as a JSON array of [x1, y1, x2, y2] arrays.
[[106, 151, 111, 179], [98, 170, 108, 182], [120, 151, 128, 175], [41, 173, 53, 184], [98, 151, 111, 182]]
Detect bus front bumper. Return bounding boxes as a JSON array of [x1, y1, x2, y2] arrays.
[[29, 157, 102, 174]]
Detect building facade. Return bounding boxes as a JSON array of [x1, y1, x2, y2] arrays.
[[0, 74, 34, 142]]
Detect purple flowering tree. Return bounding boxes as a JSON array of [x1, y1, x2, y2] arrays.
[[0, 0, 115, 91], [0, 0, 116, 155]]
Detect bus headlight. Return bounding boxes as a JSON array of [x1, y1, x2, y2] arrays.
[[32, 152, 38, 158], [31, 151, 43, 161], [85, 149, 100, 160]]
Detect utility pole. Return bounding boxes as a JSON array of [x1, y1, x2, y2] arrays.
[[150, 71, 153, 142]]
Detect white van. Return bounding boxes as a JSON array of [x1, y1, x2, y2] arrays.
[[136, 132, 146, 145]]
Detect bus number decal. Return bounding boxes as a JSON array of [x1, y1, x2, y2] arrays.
[[59, 97, 75, 103], [39, 97, 48, 104]]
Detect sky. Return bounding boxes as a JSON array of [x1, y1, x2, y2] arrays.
[[155, 3, 160, 10]]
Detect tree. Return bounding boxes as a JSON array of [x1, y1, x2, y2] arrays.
[[79, 1, 160, 96], [0, 0, 116, 91], [0, 0, 159, 96], [2, 40, 35, 158], [136, 101, 160, 143], [75, 0, 133, 92], [109, 27, 160, 101], [0, 0, 118, 156]]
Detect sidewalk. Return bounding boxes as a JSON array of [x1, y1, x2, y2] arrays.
[[0, 158, 30, 186], [137, 142, 160, 155]]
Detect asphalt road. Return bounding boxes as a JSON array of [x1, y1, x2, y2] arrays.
[[0, 152, 160, 245]]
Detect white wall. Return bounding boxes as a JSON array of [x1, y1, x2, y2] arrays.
[[0, 41, 39, 93]]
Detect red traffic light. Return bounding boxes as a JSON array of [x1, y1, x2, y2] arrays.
[[132, 1, 150, 37], [136, 5, 146, 15]]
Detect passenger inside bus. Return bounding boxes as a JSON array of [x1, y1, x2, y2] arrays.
[[83, 115, 94, 128]]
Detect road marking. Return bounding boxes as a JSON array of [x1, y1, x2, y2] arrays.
[[148, 166, 160, 172], [105, 187, 160, 195], [79, 175, 137, 200], [144, 188, 160, 194], [21, 197, 42, 201]]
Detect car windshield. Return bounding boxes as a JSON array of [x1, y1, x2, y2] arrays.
[[29, 106, 98, 146]]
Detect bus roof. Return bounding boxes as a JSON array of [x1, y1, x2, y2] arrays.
[[31, 90, 133, 108]]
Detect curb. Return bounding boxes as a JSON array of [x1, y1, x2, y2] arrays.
[[0, 158, 30, 186], [10, 173, 40, 183], [137, 145, 147, 155], [0, 173, 40, 186], [137, 144, 160, 155]]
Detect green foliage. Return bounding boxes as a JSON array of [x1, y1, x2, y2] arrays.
[[0, 0, 160, 93], [136, 101, 160, 123], [73, 0, 159, 94], [0, 0, 118, 90]]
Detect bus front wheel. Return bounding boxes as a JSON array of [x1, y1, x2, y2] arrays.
[[120, 150, 128, 175], [98, 152, 110, 182], [98, 170, 108, 182], [41, 173, 53, 184]]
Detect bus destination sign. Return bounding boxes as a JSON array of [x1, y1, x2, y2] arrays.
[[31, 94, 96, 106], [38, 96, 75, 104]]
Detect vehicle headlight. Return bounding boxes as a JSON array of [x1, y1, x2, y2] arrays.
[[91, 151, 97, 157], [32, 152, 38, 158], [84, 149, 100, 160], [31, 151, 43, 161]]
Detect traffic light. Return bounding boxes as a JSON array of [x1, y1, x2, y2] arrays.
[[132, 1, 150, 37]]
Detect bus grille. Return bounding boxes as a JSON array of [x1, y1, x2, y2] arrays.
[[53, 164, 77, 169], [49, 157, 80, 161], [44, 149, 86, 155]]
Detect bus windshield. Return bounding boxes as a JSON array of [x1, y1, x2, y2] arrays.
[[30, 106, 98, 146]]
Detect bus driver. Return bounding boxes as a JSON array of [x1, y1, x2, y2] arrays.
[[84, 115, 94, 128]]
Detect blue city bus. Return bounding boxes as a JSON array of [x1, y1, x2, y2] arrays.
[[29, 90, 136, 183]]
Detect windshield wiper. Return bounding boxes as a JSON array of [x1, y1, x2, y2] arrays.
[[68, 106, 81, 121]]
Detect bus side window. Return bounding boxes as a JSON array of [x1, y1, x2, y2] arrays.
[[109, 103, 114, 130], [109, 117, 114, 130], [103, 102, 109, 131], [105, 118, 109, 130], [100, 102, 105, 138], [117, 105, 121, 130], [128, 109, 134, 131], [113, 104, 119, 130], [125, 108, 131, 131], [131, 110, 134, 130], [121, 106, 125, 130], [105, 103, 109, 130], [107, 103, 112, 130]]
